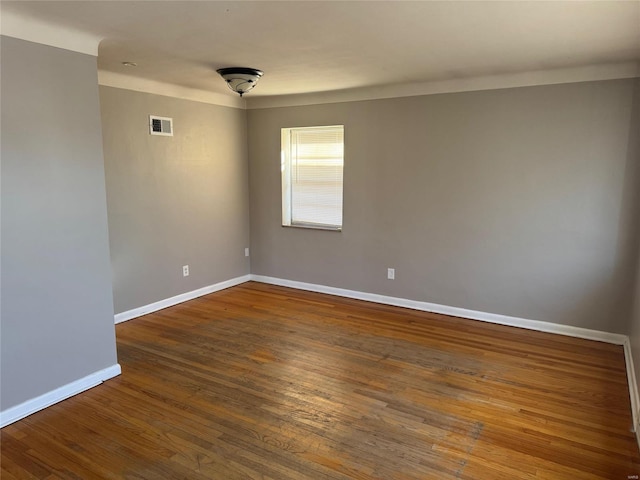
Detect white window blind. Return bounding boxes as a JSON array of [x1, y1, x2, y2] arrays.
[[281, 125, 344, 230]]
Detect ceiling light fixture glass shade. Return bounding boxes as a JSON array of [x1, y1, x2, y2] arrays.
[[216, 67, 263, 97]]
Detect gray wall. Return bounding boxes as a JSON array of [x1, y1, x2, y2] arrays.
[[1, 37, 118, 410], [99, 87, 250, 314], [248, 79, 640, 333], [625, 78, 640, 427]]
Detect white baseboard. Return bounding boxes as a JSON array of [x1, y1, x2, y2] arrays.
[[250, 275, 627, 345], [0, 364, 121, 428], [114, 274, 251, 324], [623, 339, 640, 446]]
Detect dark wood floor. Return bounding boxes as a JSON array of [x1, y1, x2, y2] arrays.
[[2, 281, 639, 479]]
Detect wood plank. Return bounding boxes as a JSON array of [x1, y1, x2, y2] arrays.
[[2, 281, 638, 479]]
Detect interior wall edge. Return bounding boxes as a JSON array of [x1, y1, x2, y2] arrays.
[[623, 338, 640, 436]]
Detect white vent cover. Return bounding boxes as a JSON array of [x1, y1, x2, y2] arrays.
[[149, 115, 173, 136]]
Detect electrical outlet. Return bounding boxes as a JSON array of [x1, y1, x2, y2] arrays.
[[183, 265, 189, 277], [245, 247, 250, 257], [387, 268, 395, 280]]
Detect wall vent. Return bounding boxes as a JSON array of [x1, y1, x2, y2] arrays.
[[149, 115, 173, 136]]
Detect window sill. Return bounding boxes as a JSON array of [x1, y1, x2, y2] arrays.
[[282, 224, 342, 232]]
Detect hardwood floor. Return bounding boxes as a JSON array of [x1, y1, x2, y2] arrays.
[[2, 281, 639, 479]]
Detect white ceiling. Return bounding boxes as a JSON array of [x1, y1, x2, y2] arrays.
[[2, 1, 639, 102]]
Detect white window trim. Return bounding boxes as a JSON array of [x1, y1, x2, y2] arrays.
[[281, 125, 344, 231]]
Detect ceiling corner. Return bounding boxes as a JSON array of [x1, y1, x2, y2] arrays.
[[0, 9, 102, 56]]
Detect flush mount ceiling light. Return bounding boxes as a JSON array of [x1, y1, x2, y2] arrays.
[[216, 67, 263, 97]]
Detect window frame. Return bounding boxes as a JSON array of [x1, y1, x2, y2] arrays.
[[281, 125, 344, 231]]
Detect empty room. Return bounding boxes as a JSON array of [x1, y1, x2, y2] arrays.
[[1, 1, 640, 478]]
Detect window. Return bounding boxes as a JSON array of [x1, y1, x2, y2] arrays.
[[281, 125, 344, 230]]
